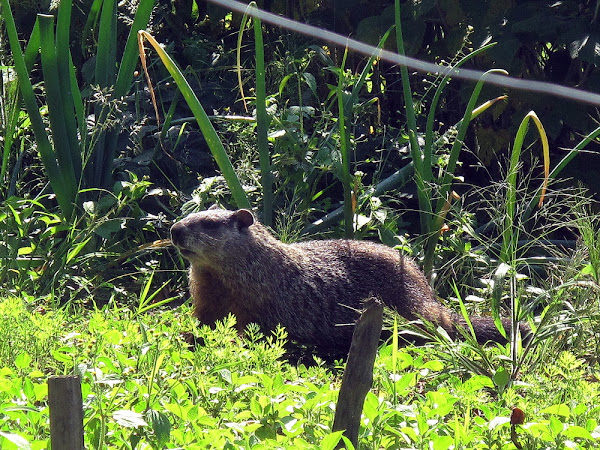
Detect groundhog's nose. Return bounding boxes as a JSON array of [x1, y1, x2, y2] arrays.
[[170, 222, 185, 246]]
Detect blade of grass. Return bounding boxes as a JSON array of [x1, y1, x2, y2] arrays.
[[0, 2, 73, 217], [496, 111, 550, 377], [91, 0, 118, 188], [250, 2, 273, 226], [350, 27, 392, 107], [423, 43, 497, 177], [436, 69, 508, 214], [0, 76, 20, 189], [114, 0, 156, 97], [529, 113, 550, 207], [236, 9, 251, 113], [423, 69, 507, 276], [499, 110, 550, 264], [95, 0, 117, 88], [81, 0, 103, 54], [394, 0, 417, 144], [56, 0, 83, 182], [453, 281, 478, 340], [336, 48, 353, 238], [491, 262, 511, 336], [2, 20, 43, 186], [23, 20, 41, 71], [65, 236, 93, 265], [39, 14, 79, 216], [138, 30, 251, 209], [500, 111, 548, 264], [100, 0, 156, 190], [521, 124, 600, 222], [395, 0, 430, 236]]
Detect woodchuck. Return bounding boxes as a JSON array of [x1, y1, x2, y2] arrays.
[[170, 206, 527, 352]]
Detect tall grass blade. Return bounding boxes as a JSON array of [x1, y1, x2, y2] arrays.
[[500, 111, 549, 264], [423, 69, 507, 275], [0, 77, 19, 190], [2, 21, 42, 191], [138, 31, 251, 209], [453, 282, 478, 340], [521, 123, 600, 222], [350, 28, 392, 107], [56, 1, 83, 181], [0, 2, 73, 217], [90, 0, 118, 188], [423, 43, 497, 177], [95, 0, 117, 88], [68, 52, 87, 150], [4, 19, 44, 189], [394, 0, 417, 141], [395, 0, 429, 235], [250, 3, 273, 226], [336, 48, 353, 238], [236, 10, 250, 112], [495, 111, 550, 374], [39, 14, 80, 215], [529, 113, 550, 206], [435, 69, 508, 214], [114, 0, 156, 98], [81, 0, 103, 54], [491, 262, 511, 335]]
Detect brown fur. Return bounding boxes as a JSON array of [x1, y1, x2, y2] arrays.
[[170, 207, 525, 351]]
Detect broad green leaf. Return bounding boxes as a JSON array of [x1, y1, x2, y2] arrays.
[[562, 425, 594, 440], [146, 409, 171, 446], [540, 404, 570, 417], [320, 430, 346, 450], [14, 353, 32, 370], [433, 435, 454, 450], [492, 367, 510, 390]]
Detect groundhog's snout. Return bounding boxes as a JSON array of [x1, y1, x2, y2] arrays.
[[170, 221, 186, 248]]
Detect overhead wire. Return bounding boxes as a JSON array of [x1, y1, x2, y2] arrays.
[[206, 0, 600, 107]]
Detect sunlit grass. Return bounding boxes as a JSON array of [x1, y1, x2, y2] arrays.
[[0, 295, 600, 448]]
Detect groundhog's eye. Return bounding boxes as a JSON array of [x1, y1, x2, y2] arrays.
[[200, 220, 220, 230]]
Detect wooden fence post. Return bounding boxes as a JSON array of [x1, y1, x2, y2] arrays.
[[332, 297, 384, 449], [48, 375, 84, 450]]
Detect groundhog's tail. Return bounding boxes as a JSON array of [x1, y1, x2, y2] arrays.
[[451, 314, 530, 344]]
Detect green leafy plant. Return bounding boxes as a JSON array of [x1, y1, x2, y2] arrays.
[[0, 0, 156, 219], [303, 11, 505, 239], [1, 292, 600, 448], [0, 173, 164, 297]]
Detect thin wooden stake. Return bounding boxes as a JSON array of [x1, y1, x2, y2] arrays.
[[48, 375, 84, 450], [332, 298, 384, 449]]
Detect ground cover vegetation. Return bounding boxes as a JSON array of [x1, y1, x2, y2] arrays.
[[1, 0, 600, 448]]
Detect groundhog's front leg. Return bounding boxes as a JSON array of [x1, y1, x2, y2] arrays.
[[188, 267, 237, 327]]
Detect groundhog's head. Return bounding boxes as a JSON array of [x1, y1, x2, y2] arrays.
[[170, 206, 255, 265]]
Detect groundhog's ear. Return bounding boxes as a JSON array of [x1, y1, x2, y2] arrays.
[[233, 209, 254, 229]]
